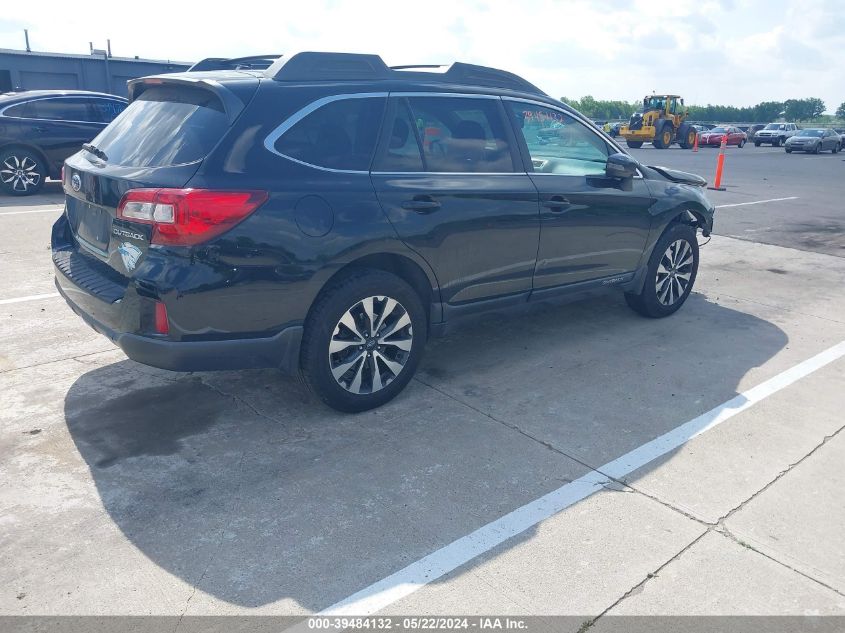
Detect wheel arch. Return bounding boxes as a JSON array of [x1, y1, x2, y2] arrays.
[[0, 142, 52, 176], [308, 252, 441, 335], [672, 205, 711, 237], [629, 206, 705, 295]]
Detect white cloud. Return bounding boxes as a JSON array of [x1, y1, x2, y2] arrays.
[[0, 0, 842, 112]]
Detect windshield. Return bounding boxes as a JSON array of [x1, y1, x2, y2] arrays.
[[764, 123, 785, 130], [710, 127, 727, 133], [642, 97, 666, 112], [797, 129, 823, 137], [88, 86, 228, 167]]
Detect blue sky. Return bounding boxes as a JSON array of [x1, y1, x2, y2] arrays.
[[1, 0, 843, 112]]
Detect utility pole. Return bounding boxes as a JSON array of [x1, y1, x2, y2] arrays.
[[91, 45, 112, 94], [24, 29, 31, 52]]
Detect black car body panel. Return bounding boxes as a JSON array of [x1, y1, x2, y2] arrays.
[[53, 53, 715, 375], [645, 165, 708, 188]]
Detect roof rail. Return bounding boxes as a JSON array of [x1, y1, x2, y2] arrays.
[[266, 52, 546, 96], [389, 64, 447, 71], [189, 54, 282, 72], [265, 52, 391, 81]]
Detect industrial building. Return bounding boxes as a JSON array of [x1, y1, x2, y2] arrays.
[[0, 46, 191, 97]]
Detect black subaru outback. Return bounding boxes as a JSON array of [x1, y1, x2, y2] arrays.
[[53, 52, 714, 412]]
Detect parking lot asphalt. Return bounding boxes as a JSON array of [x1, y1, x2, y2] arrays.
[[1, 146, 844, 625]]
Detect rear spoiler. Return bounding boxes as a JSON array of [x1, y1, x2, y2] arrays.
[[188, 55, 281, 72], [127, 75, 250, 125]]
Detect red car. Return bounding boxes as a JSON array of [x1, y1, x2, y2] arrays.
[[698, 126, 747, 147]]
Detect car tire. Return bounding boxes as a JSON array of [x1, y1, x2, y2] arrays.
[[813, 143, 821, 154], [833, 143, 840, 154], [624, 222, 699, 319], [678, 125, 696, 149], [627, 140, 643, 149], [652, 122, 672, 149], [754, 141, 761, 147], [785, 148, 792, 153], [0, 148, 46, 196], [738, 138, 746, 148], [299, 269, 427, 412]]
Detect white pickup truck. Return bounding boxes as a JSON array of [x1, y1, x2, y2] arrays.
[[754, 122, 799, 147]]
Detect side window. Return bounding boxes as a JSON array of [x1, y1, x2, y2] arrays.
[[506, 101, 610, 176], [273, 96, 386, 171], [28, 98, 93, 121], [372, 99, 424, 172], [90, 99, 127, 123], [2, 102, 32, 118], [400, 96, 515, 173]]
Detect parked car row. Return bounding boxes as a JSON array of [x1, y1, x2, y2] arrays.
[[668, 122, 842, 155]]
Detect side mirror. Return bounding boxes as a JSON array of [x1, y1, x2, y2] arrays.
[[606, 152, 638, 179]]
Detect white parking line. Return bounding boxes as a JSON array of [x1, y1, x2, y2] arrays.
[[322, 340, 845, 616], [0, 207, 63, 216], [0, 293, 60, 305], [716, 197, 799, 209]]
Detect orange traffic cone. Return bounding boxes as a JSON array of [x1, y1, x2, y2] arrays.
[[693, 131, 699, 152], [708, 135, 727, 191]]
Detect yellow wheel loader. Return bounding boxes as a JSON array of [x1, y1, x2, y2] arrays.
[[619, 95, 697, 149]]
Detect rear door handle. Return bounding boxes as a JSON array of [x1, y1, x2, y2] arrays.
[[34, 126, 48, 133], [401, 197, 441, 213], [543, 196, 571, 212]]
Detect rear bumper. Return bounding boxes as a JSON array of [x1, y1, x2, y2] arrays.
[[54, 265, 303, 374]]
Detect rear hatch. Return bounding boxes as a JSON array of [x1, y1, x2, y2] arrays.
[[62, 76, 256, 277]]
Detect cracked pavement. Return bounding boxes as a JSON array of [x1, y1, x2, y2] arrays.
[[2, 146, 845, 623]]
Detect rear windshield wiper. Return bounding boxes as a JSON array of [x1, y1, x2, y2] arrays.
[[82, 143, 108, 162]]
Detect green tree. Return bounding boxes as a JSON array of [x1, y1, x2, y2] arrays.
[[784, 98, 825, 120], [751, 101, 785, 122], [836, 102, 845, 118], [560, 96, 636, 120]]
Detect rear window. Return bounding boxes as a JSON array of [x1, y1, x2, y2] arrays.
[[89, 86, 228, 167], [272, 96, 386, 171]]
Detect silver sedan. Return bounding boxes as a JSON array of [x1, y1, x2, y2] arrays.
[[784, 128, 842, 154]]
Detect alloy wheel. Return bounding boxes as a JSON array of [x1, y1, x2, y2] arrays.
[[329, 295, 413, 394], [655, 239, 694, 306], [0, 155, 42, 193]]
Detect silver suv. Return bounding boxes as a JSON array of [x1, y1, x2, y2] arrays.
[[754, 122, 798, 147]]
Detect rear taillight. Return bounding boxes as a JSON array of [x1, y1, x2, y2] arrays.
[[154, 301, 169, 335], [117, 189, 268, 246]]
